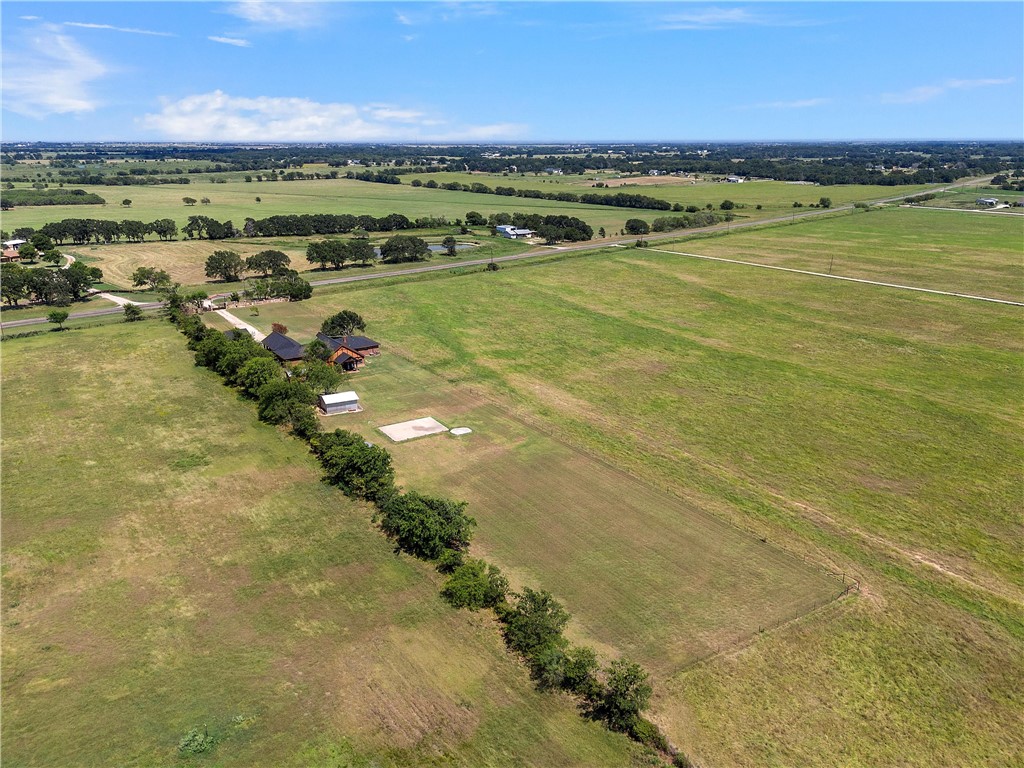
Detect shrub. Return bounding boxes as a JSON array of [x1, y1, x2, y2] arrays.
[[435, 548, 465, 574], [178, 726, 215, 755], [123, 304, 144, 322], [377, 491, 474, 560], [630, 716, 669, 751], [440, 558, 508, 610], [316, 429, 396, 504], [591, 659, 652, 733], [498, 587, 570, 659], [257, 379, 316, 424]]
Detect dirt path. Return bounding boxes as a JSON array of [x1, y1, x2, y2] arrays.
[[214, 309, 266, 341]]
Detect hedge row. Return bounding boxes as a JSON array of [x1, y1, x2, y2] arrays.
[[165, 307, 683, 763]]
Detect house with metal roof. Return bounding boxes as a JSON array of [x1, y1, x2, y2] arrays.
[[315, 333, 380, 371], [495, 224, 536, 239], [262, 331, 306, 362]]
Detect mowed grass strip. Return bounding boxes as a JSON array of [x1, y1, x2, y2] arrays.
[[307, 354, 841, 676], [650, 206, 1024, 301], [1, 321, 644, 767]]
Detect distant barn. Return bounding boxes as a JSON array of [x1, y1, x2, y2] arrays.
[[319, 391, 360, 415]]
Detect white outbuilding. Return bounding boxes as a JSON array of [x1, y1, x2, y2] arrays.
[[319, 391, 360, 415]]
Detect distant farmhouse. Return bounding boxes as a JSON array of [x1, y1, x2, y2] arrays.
[[1, 239, 26, 262], [315, 333, 380, 371], [726, 175, 745, 183], [495, 224, 536, 240], [976, 197, 999, 206], [261, 330, 380, 372]]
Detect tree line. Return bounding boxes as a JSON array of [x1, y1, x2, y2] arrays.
[[5, 217, 179, 245], [0, 188, 106, 208], [404, 177, 675, 210], [163, 306, 687, 765]]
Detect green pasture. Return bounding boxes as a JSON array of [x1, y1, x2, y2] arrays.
[[1, 321, 645, 767], [3, 176, 662, 235], [650, 206, 1024, 301], [244, 212, 1023, 765], [407, 171, 943, 213], [263, 347, 841, 676]]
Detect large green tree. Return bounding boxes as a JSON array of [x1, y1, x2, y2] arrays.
[[0, 263, 29, 306], [204, 250, 245, 282], [377, 491, 474, 560], [320, 310, 366, 337], [131, 266, 172, 291], [380, 234, 430, 263], [246, 249, 290, 276]]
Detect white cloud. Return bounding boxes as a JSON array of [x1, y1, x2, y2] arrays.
[[393, 3, 501, 27], [209, 35, 252, 47], [19, 15, 40, 20], [882, 77, 1015, 104], [138, 90, 526, 142], [3, 27, 107, 116], [658, 6, 818, 30], [224, 1, 322, 30], [739, 97, 833, 110], [63, 21, 174, 37]]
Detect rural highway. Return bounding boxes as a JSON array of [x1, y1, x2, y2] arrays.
[[0, 178, 998, 331]]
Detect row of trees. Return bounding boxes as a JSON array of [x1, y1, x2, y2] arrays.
[[9, 217, 180, 245], [163, 305, 676, 760], [0, 188, 106, 208], [1, 261, 104, 307], [406, 177, 675, 211]]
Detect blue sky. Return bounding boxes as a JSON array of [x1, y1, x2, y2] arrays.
[[2, 2, 1021, 142]]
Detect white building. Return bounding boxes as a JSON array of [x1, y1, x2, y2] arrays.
[[976, 197, 999, 206], [319, 391, 360, 415], [726, 175, 744, 183], [2, 239, 27, 250], [495, 225, 535, 239]]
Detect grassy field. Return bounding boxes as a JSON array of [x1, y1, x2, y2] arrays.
[[242, 209, 1024, 765], [2, 176, 665, 235], [64, 231, 532, 293], [408, 171, 942, 213], [649, 206, 1024, 302], [1, 173, 954, 240], [300, 352, 841, 675], [1, 321, 649, 767]]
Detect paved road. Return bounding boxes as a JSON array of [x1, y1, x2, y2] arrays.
[[0, 178, 999, 331]]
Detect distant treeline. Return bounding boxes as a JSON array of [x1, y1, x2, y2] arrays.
[[408, 178, 675, 210], [4, 141, 1021, 194], [2, 173, 192, 186], [0, 188, 106, 207]]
